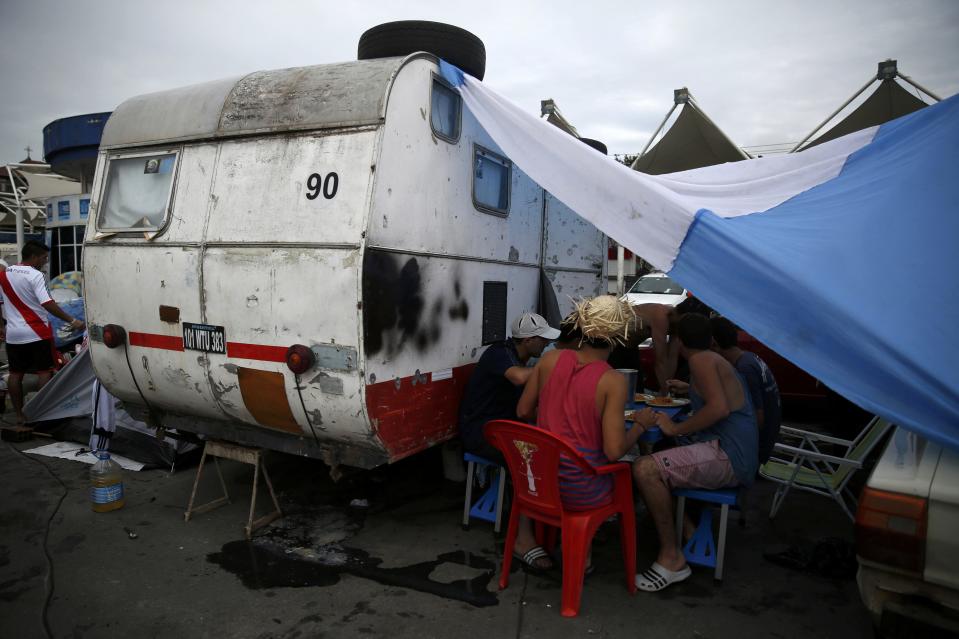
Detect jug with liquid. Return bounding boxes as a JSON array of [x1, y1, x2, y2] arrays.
[[90, 451, 125, 512]]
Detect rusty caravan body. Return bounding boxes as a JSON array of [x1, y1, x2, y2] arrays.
[[83, 54, 606, 469]]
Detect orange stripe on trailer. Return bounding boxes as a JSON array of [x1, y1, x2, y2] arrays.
[[237, 367, 302, 433], [128, 332, 184, 351]]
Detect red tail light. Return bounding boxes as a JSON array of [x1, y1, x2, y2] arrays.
[[102, 324, 127, 349], [855, 486, 927, 573], [285, 344, 314, 375]]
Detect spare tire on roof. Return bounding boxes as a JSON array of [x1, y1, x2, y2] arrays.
[[358, 21, 486, 81], [579, 138, 608, 155]]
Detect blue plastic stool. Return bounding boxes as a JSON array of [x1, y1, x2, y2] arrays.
[[673, 487, 741, 580], [462, 453, 506, 533]]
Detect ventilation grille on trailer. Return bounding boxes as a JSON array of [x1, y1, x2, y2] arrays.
[[482, 281, 507, 344]]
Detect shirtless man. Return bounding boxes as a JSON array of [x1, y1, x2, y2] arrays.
[[632, 313, 758, 592], [630, 303, 680, 395]]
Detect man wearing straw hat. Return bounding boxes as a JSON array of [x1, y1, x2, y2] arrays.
[[517, 295, 658, 573]]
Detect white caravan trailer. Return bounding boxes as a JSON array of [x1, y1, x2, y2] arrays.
[[83, 23, 606, 469]]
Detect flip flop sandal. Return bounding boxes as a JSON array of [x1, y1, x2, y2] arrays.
[[513, 545, 553, 574], [635, 562, 692, 592]]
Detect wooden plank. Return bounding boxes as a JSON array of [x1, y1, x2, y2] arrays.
[[1, 426, 33, 442]]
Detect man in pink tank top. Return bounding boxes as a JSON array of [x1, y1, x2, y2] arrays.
[[518, 296, 657, 570]]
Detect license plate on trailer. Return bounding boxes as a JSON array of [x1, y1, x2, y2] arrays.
[[182, 322, 226, 354]]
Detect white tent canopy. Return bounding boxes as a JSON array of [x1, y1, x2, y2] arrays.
[[1, 162, 80, 253]]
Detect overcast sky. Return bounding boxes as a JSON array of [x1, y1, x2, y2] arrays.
[[2, 0, 957, 165]]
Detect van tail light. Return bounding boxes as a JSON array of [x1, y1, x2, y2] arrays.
[[286, 344, 314, 375], [855, 487, 927, 573], [102, 324, 127, 349]]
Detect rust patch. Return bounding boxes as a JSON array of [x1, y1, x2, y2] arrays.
[[159, 305, 180, 323], [237, 368, 301, 434]]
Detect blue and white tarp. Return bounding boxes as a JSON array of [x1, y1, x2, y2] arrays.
[[441, 61, 959, 451]]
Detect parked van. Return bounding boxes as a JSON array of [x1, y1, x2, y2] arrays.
[[856, 427, 959, 635], [82, 23, 606, 470]]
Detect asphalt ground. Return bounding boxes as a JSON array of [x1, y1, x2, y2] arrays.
[[0, 421, 876, 639]]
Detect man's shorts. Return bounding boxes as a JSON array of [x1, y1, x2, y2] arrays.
[[6, 339, 55, 374], [650, 439, 737, 490]]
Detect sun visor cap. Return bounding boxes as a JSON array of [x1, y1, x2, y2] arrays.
[[511, 312, 561, 340]]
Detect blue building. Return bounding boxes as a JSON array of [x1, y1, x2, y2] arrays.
[[42, 112, 111, 276]]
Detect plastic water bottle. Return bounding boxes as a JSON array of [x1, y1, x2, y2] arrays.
[[90, 452, 125, 512]]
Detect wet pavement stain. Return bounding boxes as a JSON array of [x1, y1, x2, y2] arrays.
[[208, 542, 498, 608]]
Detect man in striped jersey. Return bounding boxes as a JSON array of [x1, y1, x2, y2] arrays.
[[1, 241, 85, 425]]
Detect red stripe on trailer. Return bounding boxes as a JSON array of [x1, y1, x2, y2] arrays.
[[124, 331, 288, 363], [128, 332, 184, 351], [226, 342, 287, 362], [366, 363, 476, 462]]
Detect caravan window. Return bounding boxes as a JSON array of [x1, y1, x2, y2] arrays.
[[98, 151, 177, 232], [430, 75, 461, 142], [472, 145, 511, 216]]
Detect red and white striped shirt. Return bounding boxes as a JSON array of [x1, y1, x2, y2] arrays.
[[0, 265, 53, 344]]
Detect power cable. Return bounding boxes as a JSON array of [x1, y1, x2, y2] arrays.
[[122, 345, 155, 414], [294, 374, 322, 447], [6, 441, 68, 639]]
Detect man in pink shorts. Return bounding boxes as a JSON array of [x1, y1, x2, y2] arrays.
[[631, 313, 757, 591]]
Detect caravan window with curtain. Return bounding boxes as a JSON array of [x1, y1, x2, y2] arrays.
[[98, 151, 177, 232], [472, 145, 511, 216], [430, 74, 461, 143]]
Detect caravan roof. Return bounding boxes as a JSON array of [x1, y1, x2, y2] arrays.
[[100, 57, 407, 149]]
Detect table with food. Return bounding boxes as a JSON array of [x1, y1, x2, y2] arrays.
[[621, 392, 692, 462]]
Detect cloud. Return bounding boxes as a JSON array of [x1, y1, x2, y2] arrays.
[[1, 0, 956, 164]]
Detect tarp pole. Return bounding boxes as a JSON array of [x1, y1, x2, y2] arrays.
[[616, 245, 625, 295], [791, 75, 876, 152], [6, 165, 25, 259], [897, 73, 942, 102], [632, 103, 678, 169]]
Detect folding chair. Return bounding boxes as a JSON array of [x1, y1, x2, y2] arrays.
[[760, 416, 893, 521]]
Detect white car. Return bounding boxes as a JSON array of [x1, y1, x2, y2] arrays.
[[622, 272, 689, 308], [856, 427, 959, 636]]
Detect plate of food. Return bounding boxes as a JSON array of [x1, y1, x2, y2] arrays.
[[638, 395, 690, 407]]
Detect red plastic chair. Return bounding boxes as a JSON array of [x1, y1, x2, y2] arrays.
[[484, 419, 637, 617]]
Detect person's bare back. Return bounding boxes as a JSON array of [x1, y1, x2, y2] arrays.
[[689, 349, 746, 415], [631, 303, 680, 393]]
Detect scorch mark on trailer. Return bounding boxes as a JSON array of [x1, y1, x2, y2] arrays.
[[211, 379, 239, 406], [162, 367, 193, 389]]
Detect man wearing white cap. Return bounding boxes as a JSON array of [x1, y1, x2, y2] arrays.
[[458, 311, 560, 571]]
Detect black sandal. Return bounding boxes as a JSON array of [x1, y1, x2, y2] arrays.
[[513, 545, 553, 573]]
